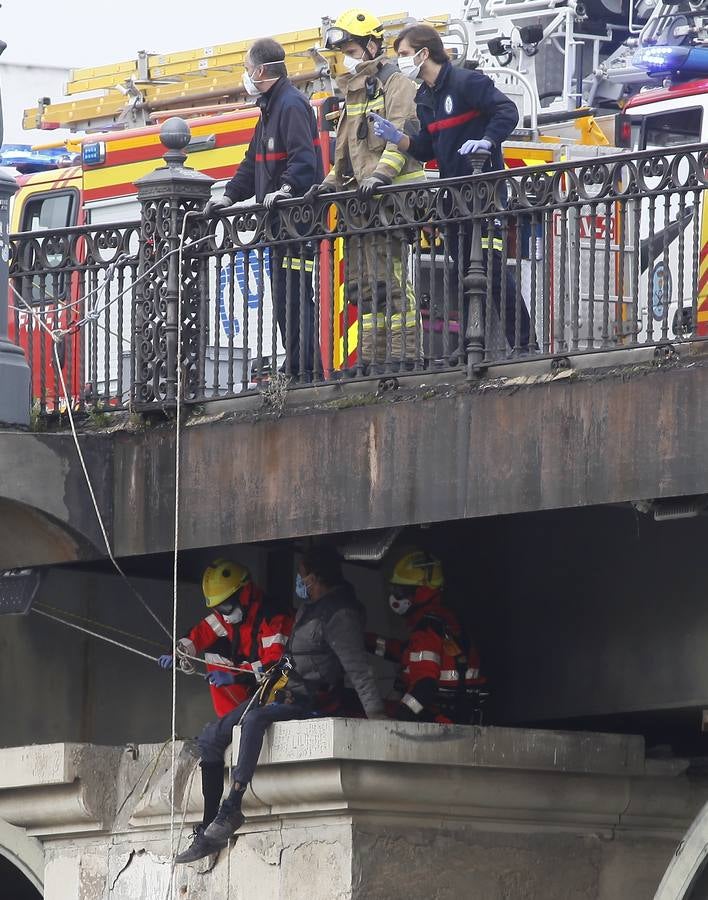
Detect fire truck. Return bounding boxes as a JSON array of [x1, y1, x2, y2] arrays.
[[8, 2, 708, 403]]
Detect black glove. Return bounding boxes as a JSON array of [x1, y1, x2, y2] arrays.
[[358, 173, 392, 198], [303, 181, 337, 204], [203, 195, 233, 217]]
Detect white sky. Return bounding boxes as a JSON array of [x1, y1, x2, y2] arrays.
[[0, 1, 437, 68]]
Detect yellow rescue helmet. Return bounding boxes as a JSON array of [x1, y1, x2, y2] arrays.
[[390, 551, 444, 590], [202, 559, 250, 608], [325, 9, 385, 49]]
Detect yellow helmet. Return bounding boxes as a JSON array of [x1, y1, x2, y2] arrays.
[[390, 551, 444, 590], [324, 9, 384, 49], [202, 559, 250, 608]]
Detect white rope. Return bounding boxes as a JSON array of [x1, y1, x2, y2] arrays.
[[10, 284, 173, 642]]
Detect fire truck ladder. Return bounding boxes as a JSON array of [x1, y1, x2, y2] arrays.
[[23, 12, 450, 134]]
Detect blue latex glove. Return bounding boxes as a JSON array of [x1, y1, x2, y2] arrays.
[[458, 138, 492, 156], [158, 654, 174, 669], [208, 670, 237, 687], [368, 113, 404, 145]]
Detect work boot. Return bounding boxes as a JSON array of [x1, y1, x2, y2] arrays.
[[174, 825, 221, 865], [203, 790, 246, 848]]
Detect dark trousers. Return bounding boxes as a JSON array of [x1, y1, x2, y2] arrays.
[[198, 698, 310, 787], [271, 248, 316, 377], [448, 224, 531, 353]]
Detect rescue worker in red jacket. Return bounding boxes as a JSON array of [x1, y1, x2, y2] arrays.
[[158, 559, 292, 861], [366, 550, 485, 723]]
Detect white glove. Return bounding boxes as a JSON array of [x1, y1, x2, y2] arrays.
[[263, 185, 293, 209]]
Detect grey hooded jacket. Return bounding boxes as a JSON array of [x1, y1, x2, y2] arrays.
[[287, 583, 384, 718]]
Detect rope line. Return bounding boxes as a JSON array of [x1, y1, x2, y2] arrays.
[[10, 282, 173, 642]]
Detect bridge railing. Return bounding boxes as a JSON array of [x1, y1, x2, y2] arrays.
[[9, 120, 708, 413]]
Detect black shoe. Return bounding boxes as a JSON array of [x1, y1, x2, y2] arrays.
[[203, 801, 246, 848], [174, 825, 221, 864]]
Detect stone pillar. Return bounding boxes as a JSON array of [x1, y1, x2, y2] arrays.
[[0, 39, 30, 427], [133, 117, 214, 411], [463, 153, 489, 376]]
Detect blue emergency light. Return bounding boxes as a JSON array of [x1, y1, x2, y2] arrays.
[[633, 45, 708, 77], [81, 141, 106, 166], [0, 144, 72, 173]]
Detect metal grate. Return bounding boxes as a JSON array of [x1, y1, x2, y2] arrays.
[[0, 569, 42, 615]]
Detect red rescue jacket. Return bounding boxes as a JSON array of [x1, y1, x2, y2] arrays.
[[180, 583, 292, 717], [367, 593, 483, 723]]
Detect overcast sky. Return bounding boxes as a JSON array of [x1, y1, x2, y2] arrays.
[[0, 1, 435, 68]]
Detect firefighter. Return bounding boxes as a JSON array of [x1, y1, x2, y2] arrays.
[[305, 9, 427, 374], [369, 23, 532, 353], [158, 559, 292, 864], [204, 38, 323, 380], [366, 550, 485, 724], [179, 546, 385, 862]]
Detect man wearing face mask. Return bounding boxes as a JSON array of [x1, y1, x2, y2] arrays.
[[366, 550, 485, 724], [180, 546, 384, 861], [158, 559, 292, 864], [204, 38, 323, 380], [305, 9, 426, 374]]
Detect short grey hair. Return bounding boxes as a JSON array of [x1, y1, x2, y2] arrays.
[[248, 38, 287, 79]]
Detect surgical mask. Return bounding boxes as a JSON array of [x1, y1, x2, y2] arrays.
[[342, 54, 362, 74], [242, 58, 286, 97], [388, 593, 412, 616], [242, 70, 262, 96], [398, 49, 425, 81], [295, 572, 310, 600], [222, 604, 243, 625]]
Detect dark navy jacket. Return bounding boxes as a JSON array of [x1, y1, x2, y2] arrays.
[[224, 77, 323, 203], [408, 62, 518, 178]]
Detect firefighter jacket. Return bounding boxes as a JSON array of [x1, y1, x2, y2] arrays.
[[223, 76, 324, 204], [179, 582, 293, 718], [286, 582, 384, 718], [367, 596, 483, 723], [408, 61, 519, 179], [323, 56, 426, 190]]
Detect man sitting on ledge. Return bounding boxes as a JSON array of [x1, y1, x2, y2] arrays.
[[177, 545, 385, 863]]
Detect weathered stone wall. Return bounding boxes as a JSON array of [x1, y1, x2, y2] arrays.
[[0, 721, 701, 900]]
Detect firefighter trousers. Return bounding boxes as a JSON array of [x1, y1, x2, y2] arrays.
[[346, 232, 422, 367]]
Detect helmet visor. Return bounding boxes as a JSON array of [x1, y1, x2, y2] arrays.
[[324, 26, 351, 49]]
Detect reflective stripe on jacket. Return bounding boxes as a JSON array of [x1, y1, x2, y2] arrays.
[[323, 56, 426, 189]]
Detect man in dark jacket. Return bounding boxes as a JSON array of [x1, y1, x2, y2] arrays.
[[177, 545, 384, 862], [205, 38, 323, 379]]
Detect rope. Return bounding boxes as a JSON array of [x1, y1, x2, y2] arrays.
[[10, 282, 173, 642], [33, 601, 166, 649]]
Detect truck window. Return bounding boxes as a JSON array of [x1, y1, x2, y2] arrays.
[[642, 108, 702, 150], [17, 191, 77, 302], [21, 190, 76, 233]]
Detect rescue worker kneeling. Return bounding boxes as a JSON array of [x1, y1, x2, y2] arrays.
[[306, 9, 426, 374], [367, 550, 486, 724], [158, 560, 292, 864], [179, 546, 384, 863]]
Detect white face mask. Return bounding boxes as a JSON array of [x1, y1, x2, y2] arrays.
[[398, 49, 425, 81], [221, 606, 244, 625], [342, 54, 362, 74], [243, 70, 262, 96], [388, 593, 412, 616]]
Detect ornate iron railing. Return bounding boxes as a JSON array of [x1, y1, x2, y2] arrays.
[[9, 221, 140, 413], [8, 135, 708, 413]]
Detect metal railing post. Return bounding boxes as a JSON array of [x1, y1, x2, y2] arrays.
[[133, 117, 213, 411], [463, 154, 488, 376], [0, 39, 30, 426]]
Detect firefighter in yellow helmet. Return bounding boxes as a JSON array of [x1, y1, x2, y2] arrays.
[[157, 559, 292, 862], [305, 9, 426, 375], [366, 550, 486, 723]]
